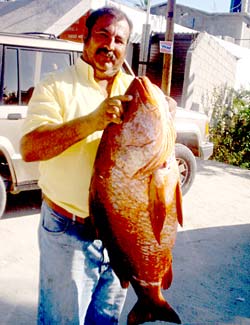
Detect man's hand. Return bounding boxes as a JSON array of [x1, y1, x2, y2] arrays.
[[92, 95, 133, 130]]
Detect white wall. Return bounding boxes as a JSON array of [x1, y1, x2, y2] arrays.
[[213, 36, 250, 90], [182, 32, 237, 112]]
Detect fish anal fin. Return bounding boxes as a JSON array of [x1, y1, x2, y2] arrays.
[[149, 170, 167, 244]]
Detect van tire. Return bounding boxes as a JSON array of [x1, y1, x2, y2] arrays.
[[0, 176, 7, 218], [175, 143, 197, 195]]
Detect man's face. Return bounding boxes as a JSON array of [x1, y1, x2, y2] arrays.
[[83, 15, 130, 80]]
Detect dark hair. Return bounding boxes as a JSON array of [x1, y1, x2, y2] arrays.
[[85, 6, 133, 43]]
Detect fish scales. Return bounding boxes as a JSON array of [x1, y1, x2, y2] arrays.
[[89, 76, 183, 324]]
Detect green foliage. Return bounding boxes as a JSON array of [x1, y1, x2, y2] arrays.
[[209, 88, 250, 169], [135, 0, 149, 10]]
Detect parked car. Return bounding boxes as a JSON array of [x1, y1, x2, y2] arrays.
[[0, 32, 213, 217], [174, 107, 213, 194]]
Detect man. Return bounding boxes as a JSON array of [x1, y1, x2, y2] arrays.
[[20, 7, 134, 324], [20, 6, 177, 324]]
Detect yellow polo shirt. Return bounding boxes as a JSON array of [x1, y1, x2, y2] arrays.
[[22, 57, 133, 218]]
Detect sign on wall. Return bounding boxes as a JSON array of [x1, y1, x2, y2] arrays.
[[159, 41, 173, 54], [59, 15, 87, 43]]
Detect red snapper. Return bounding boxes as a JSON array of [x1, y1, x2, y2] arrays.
[[89, 76, 183, 324]]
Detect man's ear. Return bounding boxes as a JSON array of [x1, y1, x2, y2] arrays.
[[82, 10, 92, 43]]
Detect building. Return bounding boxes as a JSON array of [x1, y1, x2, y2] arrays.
[[230, 0, 250, 13], [149, 2, 250, 112], [135, 30, 239, 112], [151, 2, 250, 49]]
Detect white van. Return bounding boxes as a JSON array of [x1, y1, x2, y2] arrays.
[[0, 32, 85, 216], [0, 32, 213, 217]]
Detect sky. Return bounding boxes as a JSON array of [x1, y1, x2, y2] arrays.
[[170, 0, 231, 13], [129, 0, 232, 13]]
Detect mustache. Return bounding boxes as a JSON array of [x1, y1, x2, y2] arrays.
[[96, 48, 116, 60]]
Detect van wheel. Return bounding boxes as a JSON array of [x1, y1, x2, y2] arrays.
[[175, 143, 197, 195], [0, 176, 7, 218]]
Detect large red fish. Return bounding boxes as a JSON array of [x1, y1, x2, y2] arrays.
[[89, 76, 183, 324]]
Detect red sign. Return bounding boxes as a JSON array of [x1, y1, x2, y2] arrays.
[[59, 14, 88, 43]]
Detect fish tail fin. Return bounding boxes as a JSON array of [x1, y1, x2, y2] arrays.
[[127, 300, 181, 325]]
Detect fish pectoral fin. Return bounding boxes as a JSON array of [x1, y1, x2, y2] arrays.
[[149, 171, 167, 244]]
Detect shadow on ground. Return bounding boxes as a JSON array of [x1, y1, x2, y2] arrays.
[[196, 159, 250, 180], [2, 190, 42, 219], [120, 224, 250, 325], [0, 301, 36, 325], [1, 221, 249, 325]]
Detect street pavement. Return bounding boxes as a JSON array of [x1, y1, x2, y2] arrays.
[[0, 159, 250, 325]]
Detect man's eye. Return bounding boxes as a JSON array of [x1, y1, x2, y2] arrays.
[[116, 38, 125, 45], [94, 31, 126, 46], [95, 32, 108, 38]]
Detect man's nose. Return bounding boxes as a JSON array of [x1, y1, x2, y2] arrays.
[[104, 36, 115, 50]]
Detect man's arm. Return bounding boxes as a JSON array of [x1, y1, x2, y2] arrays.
[[20, 95, 132, 162]]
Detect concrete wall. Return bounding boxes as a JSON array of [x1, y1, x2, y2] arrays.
[[176, 8, 250, 49], [182, 32, 237, 113], [241, 17, 250, 48], [152, 4, 250, 49]]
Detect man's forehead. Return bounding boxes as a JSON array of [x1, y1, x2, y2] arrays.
[[94, 15, 129, 29], [93, 16, 130, 37]]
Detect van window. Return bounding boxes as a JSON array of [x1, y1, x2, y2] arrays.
[[3, 47, 72, 105], [20, 49, 71, 104], [40, 51, 71, 80], [3, 48, 18, 105]]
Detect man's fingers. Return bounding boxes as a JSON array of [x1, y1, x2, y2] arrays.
[[102, 95, 133, 125], [119, 95, 133, 102], [106, 95, 132, 115]]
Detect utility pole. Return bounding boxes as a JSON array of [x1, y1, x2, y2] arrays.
[[161, 0, 176, 96], [138, 0, 151, 76]]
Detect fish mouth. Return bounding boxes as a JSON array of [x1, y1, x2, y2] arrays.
[[136, 77, 158, 109]]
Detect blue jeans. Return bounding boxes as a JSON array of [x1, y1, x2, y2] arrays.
[[38, 201, 127, 324]]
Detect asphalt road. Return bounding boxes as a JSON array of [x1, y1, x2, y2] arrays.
[[0, 159, 250, 325]]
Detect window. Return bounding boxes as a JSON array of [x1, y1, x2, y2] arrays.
[[3, 48, 18, 105], [40, 50, 71, 80], [3, 46, 72, 105], [19, 49, 71, 104]]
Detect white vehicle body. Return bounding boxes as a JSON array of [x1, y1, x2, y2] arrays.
[[175, 107, 213, 160]]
